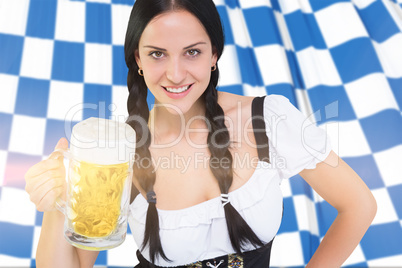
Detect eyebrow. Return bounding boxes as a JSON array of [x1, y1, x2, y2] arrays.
[[143, 42, 207, 51]]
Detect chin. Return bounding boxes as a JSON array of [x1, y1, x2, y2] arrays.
[[154, 90, 206, 116], [165, 103, 192, 116]]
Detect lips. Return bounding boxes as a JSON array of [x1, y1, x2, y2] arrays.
[[163, 85, 190, 93], [162, 83, 193, 99], [162, 83, 193, 93]]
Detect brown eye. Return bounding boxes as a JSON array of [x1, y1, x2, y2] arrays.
[[151, 51, 163, 58], [187, 49, 200, 56]]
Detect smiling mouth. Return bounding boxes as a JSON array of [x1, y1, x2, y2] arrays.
[[163, 84, 193, 93]]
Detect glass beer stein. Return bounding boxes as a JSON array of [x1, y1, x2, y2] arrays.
[[55, 117, 136, 251]]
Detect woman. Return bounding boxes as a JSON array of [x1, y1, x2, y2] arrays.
[[25, 0, 377, 267]]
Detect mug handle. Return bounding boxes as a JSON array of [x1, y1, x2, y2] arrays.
[[49, 148, 73, 215]]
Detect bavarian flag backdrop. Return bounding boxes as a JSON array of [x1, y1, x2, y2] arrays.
[[0, 0, 402, 267]]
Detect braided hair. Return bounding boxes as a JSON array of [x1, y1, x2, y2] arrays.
[[124, 0, 264, 263]]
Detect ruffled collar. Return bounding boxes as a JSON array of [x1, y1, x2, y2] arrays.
[[129, 161, 278, 230]]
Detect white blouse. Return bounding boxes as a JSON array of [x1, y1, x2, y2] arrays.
[[128, 94, 332, 267]]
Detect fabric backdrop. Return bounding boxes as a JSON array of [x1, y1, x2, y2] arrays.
[[0, 0, 401, 267]]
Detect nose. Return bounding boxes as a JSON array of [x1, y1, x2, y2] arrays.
[[166, 57, 186, 84]]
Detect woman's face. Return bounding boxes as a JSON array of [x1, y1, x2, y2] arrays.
[[135, 10, 217, 115]]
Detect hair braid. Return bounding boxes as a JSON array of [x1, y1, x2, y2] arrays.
[[204, 68, 265, 254], [126, 64, 170, 263]]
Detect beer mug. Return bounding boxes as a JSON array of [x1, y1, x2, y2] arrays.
[[55, 117, 136, 251]]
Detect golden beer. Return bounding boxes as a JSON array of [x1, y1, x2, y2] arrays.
[[57, 117, 136, 250], [68, 160, 130, 238]]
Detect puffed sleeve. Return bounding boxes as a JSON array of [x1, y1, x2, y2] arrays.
[[263, 94, 332, 181]]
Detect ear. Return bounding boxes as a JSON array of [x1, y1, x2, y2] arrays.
[[135, 49, 142, 68], [211, 47, 218, 66]]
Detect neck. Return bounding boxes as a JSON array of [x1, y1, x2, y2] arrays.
[[149, 97, 207, 145]]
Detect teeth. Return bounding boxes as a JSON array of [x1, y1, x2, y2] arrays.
[[165, 85, 190, 93]]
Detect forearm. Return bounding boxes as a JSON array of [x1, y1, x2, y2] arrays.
[[306, 207, 376, 267], [36, 210, 80, 268]]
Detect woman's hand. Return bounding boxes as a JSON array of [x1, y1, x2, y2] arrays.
[[25, 138, 69, 212]]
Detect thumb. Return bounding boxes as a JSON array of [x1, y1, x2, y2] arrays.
[[54, 137, 69, 150], [48, 138, 69, 160]]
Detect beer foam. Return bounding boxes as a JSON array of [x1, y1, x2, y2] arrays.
[[70, 117, 136, 165]]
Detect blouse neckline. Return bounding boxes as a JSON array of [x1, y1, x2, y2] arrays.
[[135, 160, 269, 214]]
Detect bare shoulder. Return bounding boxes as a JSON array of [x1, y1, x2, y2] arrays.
[[217, 91, 254, 117], [217, 91, 261, 189], [217, 91, 257, 147]]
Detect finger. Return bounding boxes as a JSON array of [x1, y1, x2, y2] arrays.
[[49, 138, 68, 160], [50, 137, 69, 159], [25, 138, 68, 180], [25, 158, 64, 179], [36, 186, 64, 212], [29, 173, 65, 204], [29, 175, 65, 206], [55, 137, 69, 150], [49, 138, 69, 161], [25, 165, 65, 193]]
